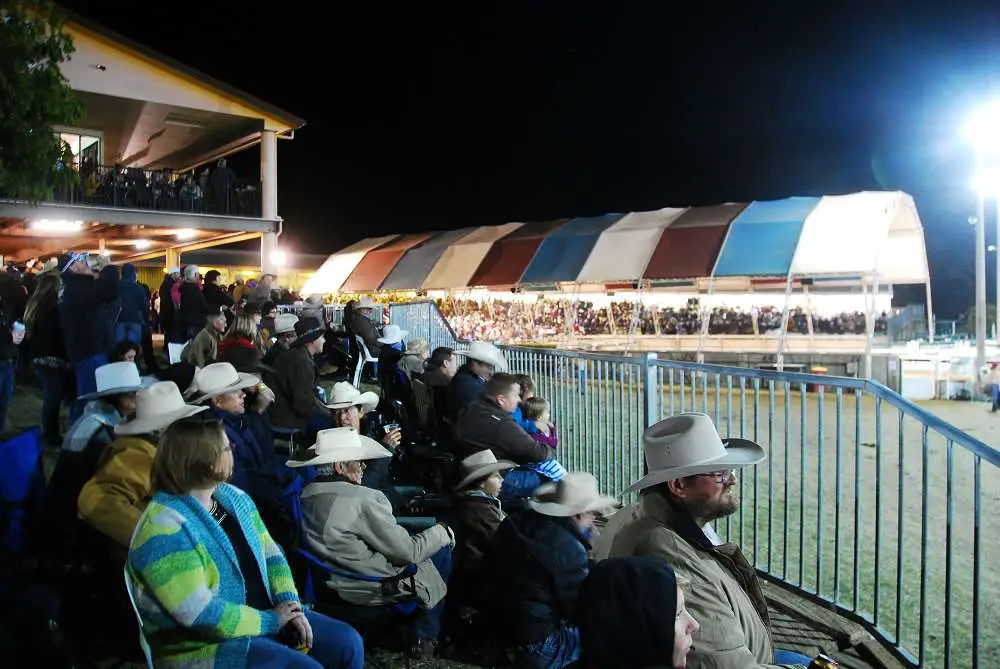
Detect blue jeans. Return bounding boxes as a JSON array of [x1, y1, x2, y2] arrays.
[[115, 321, 142, 345], [412, 546, 452, 640], [70, 353, 108, 423], [514, 625, 580, 669], [990, 383, 999, 411], [0, 361, 14, 435], [773, 649, 813, 665], [34, 365, 70, 446], [500, 468, 544, 502], [246, 610, 363, 669]]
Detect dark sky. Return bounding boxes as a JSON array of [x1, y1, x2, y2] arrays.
[[63, 1, 1000, 317]]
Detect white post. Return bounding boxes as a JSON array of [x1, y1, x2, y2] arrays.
[[260, 129, 278, 220], [261, 233, 277, 275], [976, 194, 987, 378], [776, 273, 795, 372]]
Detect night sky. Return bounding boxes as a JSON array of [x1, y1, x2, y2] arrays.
[[61, 1, 1000, 318]]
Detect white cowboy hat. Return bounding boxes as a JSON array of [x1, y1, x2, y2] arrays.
[[115, 381, 207, 436], [80, 361, 148, 400], [191, 363, 260, 403], [454, 450, 515, 491], [465, 341, 508, 372], [286, 427, 391, 468], [325, 381, 380, 411], [166, 266, 180, 275], [530, 472, 618, 517], [273, 312, 299, 335], [377, 324, 409, 345], [621, 412, 767, 496]]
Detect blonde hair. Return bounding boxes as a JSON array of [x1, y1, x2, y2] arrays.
[[227, 313, 258, 340], [152, 419, 229, 494]]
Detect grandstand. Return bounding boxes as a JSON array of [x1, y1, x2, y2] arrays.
[[304, 191, 931, 382]]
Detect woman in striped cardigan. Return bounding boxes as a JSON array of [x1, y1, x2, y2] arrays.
[[127, 418, 363, 668]]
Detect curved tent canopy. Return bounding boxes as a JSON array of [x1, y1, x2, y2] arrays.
[[712, 197, 821, 277], [467, 219, 568, 287], [520, 214, 626, 285], [301, 235, 398, 295], [339, 233, 434, 292], [643, 203, 747, 281], [379, 228, 476, 290], [789, 191, 929, 284], [577, 208, 687, 283], [421, 222, 524, 290]]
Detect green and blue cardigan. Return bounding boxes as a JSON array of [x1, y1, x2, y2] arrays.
[[127, 483, 299, 668]]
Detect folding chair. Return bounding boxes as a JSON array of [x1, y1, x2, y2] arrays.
[[167, 342, 186, 364], [352, 335, 379, 388], [122, 568, 154, 669]]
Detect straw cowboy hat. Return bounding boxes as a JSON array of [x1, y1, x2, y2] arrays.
[[530, 472, 618, 517], [325, 381, 379, 412], [621, 412, 767, 496], [80, 361, 148, 400], [115, 381, 207, 436], [377, 324, 409, 345], [273, 312, 299, 335], [191, 363, 260, 403], [286, 427, 391, 468], [465, 341, 508, 372], [454, 450, 515, 491]]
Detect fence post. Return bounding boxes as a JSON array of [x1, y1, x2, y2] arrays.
[[642, 351, 659, 429]]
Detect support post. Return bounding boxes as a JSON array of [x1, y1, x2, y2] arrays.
[[261, 129, 278, 220], [642, 351, 659, 430], [864, 273, 881, 379], [776, 273, 795, 372], [261, 232, 278, 276], [697, 279, 715, 365], [925, 280, 935, 343], [976, 194, 987, 379]]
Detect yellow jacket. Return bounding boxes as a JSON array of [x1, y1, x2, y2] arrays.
[[78, 436, 156, 549]]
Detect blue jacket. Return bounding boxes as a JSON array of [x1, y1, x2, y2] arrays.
[[117, 263, 148, 325], [512, 405, 539, 434], [59, 264, 120, 362], [447, 365, 486, 419], [211, 408, 287, 514]]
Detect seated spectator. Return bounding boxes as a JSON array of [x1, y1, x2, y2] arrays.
[[77, 381, 206, 558], [218, 312, 264, 371], [522, 397, 558, 449], [399, 338, 430, 380], [512, 373, 540, 434], [446, 341, 507, 421], [262, 312, 299, 366], [451, 450, 513, 608], [423, 346, 457, 388], [259, 300, 279, 340], [608, 412, 817, 668], [180, 307, 226, 368], [127, 418, 364, 668], [489, 472, 616, 669], [193, 362, 295, 545], [109, 339, 140, 365], [290, 428, 455, 660], [346, 297, 382, 356], [578, 557, 699, 669], [268, 317, 329, 431], [453, 373, 565, 501]]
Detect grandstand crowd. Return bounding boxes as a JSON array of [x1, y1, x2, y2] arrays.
[[0, 256, 840, 668]]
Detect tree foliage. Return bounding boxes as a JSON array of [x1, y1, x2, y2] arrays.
[[0, 0, 84, 201]]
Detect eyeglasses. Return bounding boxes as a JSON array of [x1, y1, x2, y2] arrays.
[[693, 469, 737, 484]]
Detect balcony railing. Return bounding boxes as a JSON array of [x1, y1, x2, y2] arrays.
[[2, 163, 262, 218]]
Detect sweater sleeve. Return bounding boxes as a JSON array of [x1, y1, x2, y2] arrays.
[[130, 509, 280, 638], [252, 509, 299, 605]]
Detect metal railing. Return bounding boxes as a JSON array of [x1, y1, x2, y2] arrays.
[[276, 303, 385, 328], [1, 163, 262, 217], [390, 300, 1000, 668]]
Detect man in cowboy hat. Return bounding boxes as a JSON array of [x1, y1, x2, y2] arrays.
[[608, 412, 814, 669], [269, 316, 330, 431], [180, 306, 227, 368], [291, 427, 455, 659], [489, 472, 616, 669], [346, 297, 382, 356], [446, 340, 508, 422], [77, 381, 206, 557], [262, 311, 299, 367]]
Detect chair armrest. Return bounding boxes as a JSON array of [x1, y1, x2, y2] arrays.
[[294, 547, 416, 584]]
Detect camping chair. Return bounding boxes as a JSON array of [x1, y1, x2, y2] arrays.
[[0, 427, 45, 557], [122, 568, 154, 669], [288, 493, 423, 669], [271, 426, 306, 458], [166, 342, 186, 364], [352, 335, 379, 388]]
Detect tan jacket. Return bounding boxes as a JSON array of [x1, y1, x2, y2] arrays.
[[300, 478, 450, 608], [181, 325, 221, 368], [77, 436, 155, 549], [610, 492, 790, 669]]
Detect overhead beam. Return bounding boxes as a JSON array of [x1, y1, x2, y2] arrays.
[[117, 231, 263, 264], [0, 201, 278, 233]]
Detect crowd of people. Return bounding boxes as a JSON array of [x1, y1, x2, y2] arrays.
[[436, 297, 888, 342], [0, 252, 841, 668]]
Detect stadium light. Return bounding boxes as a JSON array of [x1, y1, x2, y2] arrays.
[[32, 219, 83, 233], [175, 228, 197, 241], [270, 249, 288, 268]]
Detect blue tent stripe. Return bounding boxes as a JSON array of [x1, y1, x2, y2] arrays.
[[712, 197, 821, 277], [519, 214, 625, 284]]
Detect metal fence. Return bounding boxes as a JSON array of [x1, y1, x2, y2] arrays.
[[276, 303, 385, 327], [390, 300, 1000, 669]]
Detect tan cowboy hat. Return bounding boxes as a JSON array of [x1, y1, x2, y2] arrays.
[[530, 472, 618, 517], [377, 324, 409, 345], [80, 361, 149, 400], [191, 363, 260, 403], [285, 427, 391, 468], [454, 450, 515, 491], [621, 412, 766, 496], [273, 312, 299, 335], [325, 381, 379, 412], [115, 381, 207, 436], [465, 341, 508, 372]]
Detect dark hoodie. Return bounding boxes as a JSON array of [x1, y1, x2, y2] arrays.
[[117, 263, 149, 325]]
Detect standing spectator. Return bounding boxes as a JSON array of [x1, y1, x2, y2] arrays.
[[158, 267, 180, 343], [23, 269, 72, 447], [179, 265, 208, 341], [0, 291, 25, 433], [116, 263, 147, 346], [203, 269, 234, 314]]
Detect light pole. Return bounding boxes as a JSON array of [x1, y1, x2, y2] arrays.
[[976, 195, 987, 374]]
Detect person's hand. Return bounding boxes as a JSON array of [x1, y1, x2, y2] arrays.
[[438, 521, 456, 549], [288, 611, 314, 649], [534, 420, 550, 436], [254, 386, 275, 413], [382, 428, 402, 449], [273, 601, 304, 629]]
